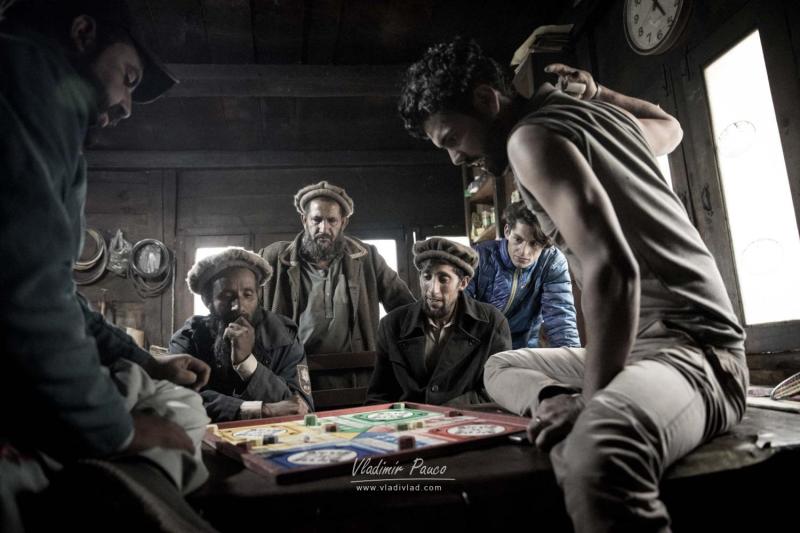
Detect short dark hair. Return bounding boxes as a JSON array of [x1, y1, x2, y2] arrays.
[[504, 201, 552, 248], [398, 37, 513, 139], [418, 258, 467, 281]]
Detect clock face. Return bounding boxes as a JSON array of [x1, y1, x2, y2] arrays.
[[625, 0, 686, 55]]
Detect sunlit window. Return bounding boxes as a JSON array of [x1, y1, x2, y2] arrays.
[[704, 30, 800, 324], [193, 247, 229, 316], [361, 239, 398, 319]]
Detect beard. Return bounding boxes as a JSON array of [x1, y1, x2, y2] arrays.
[[482, 118, 512, 176], [300, 231, 345, 264], [69, 53, 109, 148], [210, 306, 265, 368], [422, 297, 457, 321]]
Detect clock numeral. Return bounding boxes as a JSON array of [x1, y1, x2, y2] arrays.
[[673, 0, 679, 6], [634, 0, 641, 5], [657, 30, 663, 40], [647, 32, 652, 43], [638, 26, 644, 37], [634, 14, 639, 24], [667, 16, 673, 26]]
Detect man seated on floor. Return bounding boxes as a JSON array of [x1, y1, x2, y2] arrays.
[[399, 37, 747, 532], [366, 237, 511, 406], [259, 180, 415, 391], [467, 200, 581, 349], [171, 248, 313, 422]]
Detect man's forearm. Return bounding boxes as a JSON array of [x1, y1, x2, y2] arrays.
[[581, 263, 639, 399], [594, 84, 673, 122]]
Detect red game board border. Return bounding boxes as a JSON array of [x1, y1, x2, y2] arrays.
[[203, 403, 528, 484]]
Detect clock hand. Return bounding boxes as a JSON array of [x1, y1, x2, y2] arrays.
[[652, 0, 667, 16]]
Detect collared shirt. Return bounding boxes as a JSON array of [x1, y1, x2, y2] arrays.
[[298, 256, 352, 354], [422, 308, 457, 377]]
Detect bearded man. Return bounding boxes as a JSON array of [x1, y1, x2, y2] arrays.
[[259, 181, 414, 391], [170, 248, 313, 422]]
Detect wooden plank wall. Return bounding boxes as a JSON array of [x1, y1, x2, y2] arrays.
[[82, 164, 462, 348]]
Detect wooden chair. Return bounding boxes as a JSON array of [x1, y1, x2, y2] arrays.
[[306, 351, 377, 411]]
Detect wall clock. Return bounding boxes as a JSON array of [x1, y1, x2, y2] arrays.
[[624, 0, 692, 55]]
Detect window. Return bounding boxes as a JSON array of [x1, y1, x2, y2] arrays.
[[703, 30, 800, 325], [192, 246, 230, 316], [361, 239, 398, 319]]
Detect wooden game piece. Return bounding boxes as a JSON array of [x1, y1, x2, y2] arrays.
[[396, 422, 410, 431], [304, 414, 317, 426], [303, 434, 312, 443], [397, 435, 415, 450], [324, 423, 338, 432], [391, 402, 405, 410], [447, 410, 462, 417], [262, 434, 278, 445], [414, 421, 425, 429]]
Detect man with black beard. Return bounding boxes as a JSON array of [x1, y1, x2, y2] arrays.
[[260, 181, 415, 391], [0, 1, 216, 531], [366, 238, 511, 406], [170, 248, 313, 422]]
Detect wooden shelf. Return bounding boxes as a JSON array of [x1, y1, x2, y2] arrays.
[[466, 176, 494, 203], [474, 223, 497, 243]]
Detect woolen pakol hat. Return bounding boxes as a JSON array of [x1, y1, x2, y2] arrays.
[[413, 237, 479, 278]]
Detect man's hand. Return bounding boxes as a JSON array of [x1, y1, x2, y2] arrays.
[[545, 63, 598, 101], [261, 394, 310, 418], [527, 393, 586, 451], [124, 413, 195, 455], [145, 354, 210, 391], [223, 316, 255, 365]]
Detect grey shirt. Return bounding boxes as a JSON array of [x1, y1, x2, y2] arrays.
[[298, 257, 352, 354]]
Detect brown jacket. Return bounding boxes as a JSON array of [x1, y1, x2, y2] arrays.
[[259, 233, 415, 354]]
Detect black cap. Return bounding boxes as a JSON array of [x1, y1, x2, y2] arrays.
[[9, 0, 178, 102]]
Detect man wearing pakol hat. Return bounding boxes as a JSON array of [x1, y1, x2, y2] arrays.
[[1, 1, 217, 530], [366, 238, 511, 406], [171, 248, 314, 422], [259, 181, 414, 390]]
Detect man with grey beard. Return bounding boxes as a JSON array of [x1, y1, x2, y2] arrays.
[[260, 181, 414, 391], [171, 248, 313, 422]]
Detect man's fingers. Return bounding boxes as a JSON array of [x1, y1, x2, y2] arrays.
[[527, 416, 545, 443], [189, 359, 211, 389], [233, 316, 252, 328]]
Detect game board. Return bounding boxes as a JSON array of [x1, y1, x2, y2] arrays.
[[203, 402, 528, 483]]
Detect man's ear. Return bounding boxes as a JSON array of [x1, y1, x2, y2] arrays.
[[503, 223, 512, 239], [70, 15, 97, 53], [472, 84, 501, 118], [459, 276, 471, 291]]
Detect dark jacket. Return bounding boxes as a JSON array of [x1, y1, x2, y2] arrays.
[[366, 293, 512, 406], [260, 233, 414, 353], [169, 312, 313, 421], [467, 240, 580, 349], [0, 26, 132, 459]]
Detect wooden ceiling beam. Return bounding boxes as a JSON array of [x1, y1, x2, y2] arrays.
[[163, 64, 407, 98], [85, 150, 447, 169]]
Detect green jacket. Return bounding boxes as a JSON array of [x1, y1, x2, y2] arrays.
[[259, 233, 414, 355], [0, 26, 133, 458]]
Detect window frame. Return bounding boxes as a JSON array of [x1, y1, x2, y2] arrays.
[[678, 1, 800, 352]]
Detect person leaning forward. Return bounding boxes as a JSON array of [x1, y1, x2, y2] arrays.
[[259, 180, 415, 390], [170, 247, 313, 422], [0, 1, 216, 531], [399, 37, 748, 533], [366, 238, 511, 406]]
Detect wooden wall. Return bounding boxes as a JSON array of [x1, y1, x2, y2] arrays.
[[82, 163, 462, 348]]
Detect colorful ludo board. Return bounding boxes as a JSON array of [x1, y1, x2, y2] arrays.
[[203, 402, 528, 483]]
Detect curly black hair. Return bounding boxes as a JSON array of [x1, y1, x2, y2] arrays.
[[398, 37, 512, 139], [504, 201, 552, 248]]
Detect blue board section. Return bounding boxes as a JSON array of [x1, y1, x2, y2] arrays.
[[265, 441, 385, 470]]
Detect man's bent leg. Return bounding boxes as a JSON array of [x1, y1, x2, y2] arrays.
[[484, 347, 585, 415], [550, 348, 742, 533], [110, 360, 210, 494]]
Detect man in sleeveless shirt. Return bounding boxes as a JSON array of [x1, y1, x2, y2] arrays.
[[399, 37, 747, 533]]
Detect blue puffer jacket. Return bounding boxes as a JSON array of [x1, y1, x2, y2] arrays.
[[466, 239, 581, 349]]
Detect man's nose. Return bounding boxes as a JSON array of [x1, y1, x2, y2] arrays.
[[447, 149, 464, 166], [231, 298, 240, 312]]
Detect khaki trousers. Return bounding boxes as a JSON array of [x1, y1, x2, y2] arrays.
[[484, 337, 746, 533]]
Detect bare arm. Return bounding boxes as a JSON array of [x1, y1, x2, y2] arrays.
[[545, 63, 683, 156], [507, 126, 640, 399]]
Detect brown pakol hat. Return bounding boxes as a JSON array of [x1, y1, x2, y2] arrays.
[[413, 237, 479, 278], [187, 247, 272, 295], [294, 180, 354, 218]]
